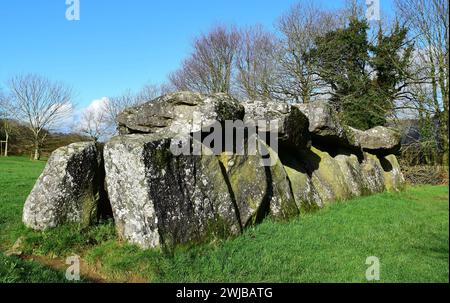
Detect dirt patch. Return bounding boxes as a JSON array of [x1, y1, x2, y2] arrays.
[[19, 254, 150, 283], [20, 254, 107, 283]]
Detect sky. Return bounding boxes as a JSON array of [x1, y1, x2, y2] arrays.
[[0, 0, 395, 113]]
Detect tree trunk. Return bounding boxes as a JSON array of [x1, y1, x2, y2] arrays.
[[438, 58, 449, 166], [4, 132, 8, 157], [33, 142, 40, 161]]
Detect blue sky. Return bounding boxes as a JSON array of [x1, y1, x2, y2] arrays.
[[0, 0, 394, 110]]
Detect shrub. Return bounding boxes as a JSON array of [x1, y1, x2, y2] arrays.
[[401, 165, 449, 185]]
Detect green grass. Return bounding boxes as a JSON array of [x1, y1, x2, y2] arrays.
[[0, 156, 71, 282], [0, 253, 73, 283], [0, 156, 47, 250], [0, 156, 448, 283]]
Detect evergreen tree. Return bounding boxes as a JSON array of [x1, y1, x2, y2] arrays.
[[309, 18, 413, 130], [370, 22, 414, 119]]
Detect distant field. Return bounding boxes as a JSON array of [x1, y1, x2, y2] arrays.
[[0, 156, 448, 283]]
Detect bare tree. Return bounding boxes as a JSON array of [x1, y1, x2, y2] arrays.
[[7, 74, 74, 160], [137, 83, 165, 102], [169, 25, 240, 95], [235, 25, 278, 100], [343, 0, 365, 21], [74, 97, 111, 142], [0, 91, 12, 156], [274, 1, 340, 103], [104, 90, 139, 136], [78, 108, 110, 143], [395, 0, 449, 164], [105, 83, 163, 136]]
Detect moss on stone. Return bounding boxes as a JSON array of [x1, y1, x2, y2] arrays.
[[343, 125, 357, 146], [381, 154, 406, 192], [81, 189, 98, 228], [219, 152, 266, 226], [334, 154, 365, 197], [308, 147, 352, 203], [152, 145, 172, 170], [215, 98, 244, 121], [360, 153, 386, 194], [266, 145, 299, 220]]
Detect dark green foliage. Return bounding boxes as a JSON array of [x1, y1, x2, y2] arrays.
[[370, 23, 413, 103], [310, 18, 413, 130]]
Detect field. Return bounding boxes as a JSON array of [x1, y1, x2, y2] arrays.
[[0, 156, 448, 283]]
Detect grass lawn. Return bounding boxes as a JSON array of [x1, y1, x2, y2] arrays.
[[0, 156, 448, 283]]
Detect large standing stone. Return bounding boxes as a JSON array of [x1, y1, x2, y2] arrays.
[[218, 152, 268, 227], [23, 142, 105, 230], [243, 100, 310, 151], [379, 154, 406, 191], [103, 134, 241, 249], [305, 147, 353, 203], [217, 140, 299, 227], [117, 91, 245, 135], [265, 145, 300, 220], [334, 154, 366, 197], [282, 147, 354, 206], [360, 153, 386, 194], [282, 153, 323, 212]]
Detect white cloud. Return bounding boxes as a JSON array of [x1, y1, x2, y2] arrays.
[[73, 97, 109, 125], [82, 97, 110, 118]]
